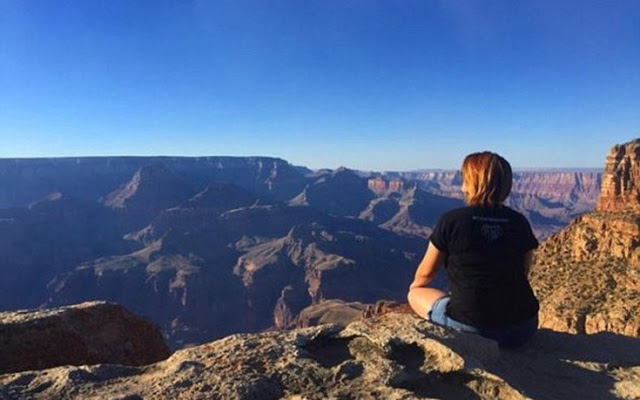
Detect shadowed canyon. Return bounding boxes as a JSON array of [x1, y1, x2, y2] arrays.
[[0, 157, 600, 348]]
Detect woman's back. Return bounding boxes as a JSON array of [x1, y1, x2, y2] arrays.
[[408, 151, 540, 348], [430, 205, 539, 328]]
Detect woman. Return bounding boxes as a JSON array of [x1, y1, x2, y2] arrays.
[[407, 152, 539, 348]]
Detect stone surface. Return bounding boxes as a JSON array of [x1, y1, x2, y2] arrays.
[[597, 139, 640, 213], [293, 299, 368, 328], [1, 311, 639, 400], [0, 301, 170, 375]]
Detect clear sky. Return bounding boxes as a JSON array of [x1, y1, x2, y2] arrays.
[[0, 1, 638, 170]]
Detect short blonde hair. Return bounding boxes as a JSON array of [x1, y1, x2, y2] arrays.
[[461, 152, 512, 207]]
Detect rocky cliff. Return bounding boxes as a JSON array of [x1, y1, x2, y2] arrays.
[[531, 138, 640, 337], [597, 139, 640, 212], [1, 308, 639, 400]]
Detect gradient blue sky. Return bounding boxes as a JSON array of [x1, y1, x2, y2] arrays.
[[0, 1, 638, 170]]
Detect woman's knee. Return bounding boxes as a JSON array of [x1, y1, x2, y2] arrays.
[[408, 287, 447, 317]]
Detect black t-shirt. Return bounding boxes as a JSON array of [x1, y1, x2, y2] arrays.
[[430, 205, 539, 328]]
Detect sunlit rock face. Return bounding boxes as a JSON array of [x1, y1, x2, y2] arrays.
[[597, 139, 640, 213], [511, 171, 601, 205], [367, 176, 406, 194], [367, 176, 388, 194]]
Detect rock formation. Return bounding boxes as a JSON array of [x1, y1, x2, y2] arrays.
[[289, 167, 374, 217], [47, 203, 426, 348], [531, 138, 640, 337], [0, 301, 170, 375], [102, 164, 195, 211], [1, 310, 639, 399], [367, 176, 388, 193], [597, 139, 640, 212], [367, 176, 405, 194]]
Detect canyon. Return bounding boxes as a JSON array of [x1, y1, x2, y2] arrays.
[[4, 140, 640, 399], [0, 156, 601, 348]]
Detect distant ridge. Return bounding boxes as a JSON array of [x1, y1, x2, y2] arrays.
[[0, 156, 305, 207]]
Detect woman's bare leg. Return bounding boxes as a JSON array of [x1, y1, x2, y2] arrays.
[[407, 287, 447, 318]]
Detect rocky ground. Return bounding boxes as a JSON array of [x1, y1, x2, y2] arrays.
[[1, 310, 639, 400]]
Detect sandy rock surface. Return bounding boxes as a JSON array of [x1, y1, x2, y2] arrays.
[[1, 312, 639, 400]]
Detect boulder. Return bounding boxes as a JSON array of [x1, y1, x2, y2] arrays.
[[0, 301, 170, 374]]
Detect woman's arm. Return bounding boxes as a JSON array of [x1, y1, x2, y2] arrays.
[[407, 242, 447, 317], [409, 241, 445, 290]]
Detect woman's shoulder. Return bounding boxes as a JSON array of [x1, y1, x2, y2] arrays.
[[438, 205, 530, 223], [439, 206, 475, 220]]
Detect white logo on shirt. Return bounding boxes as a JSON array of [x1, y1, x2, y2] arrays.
[[481, 224, 503, 241]]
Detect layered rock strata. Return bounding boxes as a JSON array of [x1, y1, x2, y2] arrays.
[[0, 301, 170, 375], [597, 139, 640, 212], [1, 311, 639, 400]]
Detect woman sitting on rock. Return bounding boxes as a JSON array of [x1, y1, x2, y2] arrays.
[[408, 152, 539, 348]]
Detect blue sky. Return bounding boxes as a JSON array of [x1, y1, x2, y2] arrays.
[[0, 1, 638, 170]]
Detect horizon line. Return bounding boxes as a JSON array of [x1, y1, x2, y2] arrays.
[[0, 155, 603, 173]]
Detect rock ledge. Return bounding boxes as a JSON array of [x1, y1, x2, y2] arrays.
[[2, 311, 639, 400]]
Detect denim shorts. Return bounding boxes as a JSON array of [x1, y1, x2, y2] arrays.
[[428, 296, 538, 348]]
